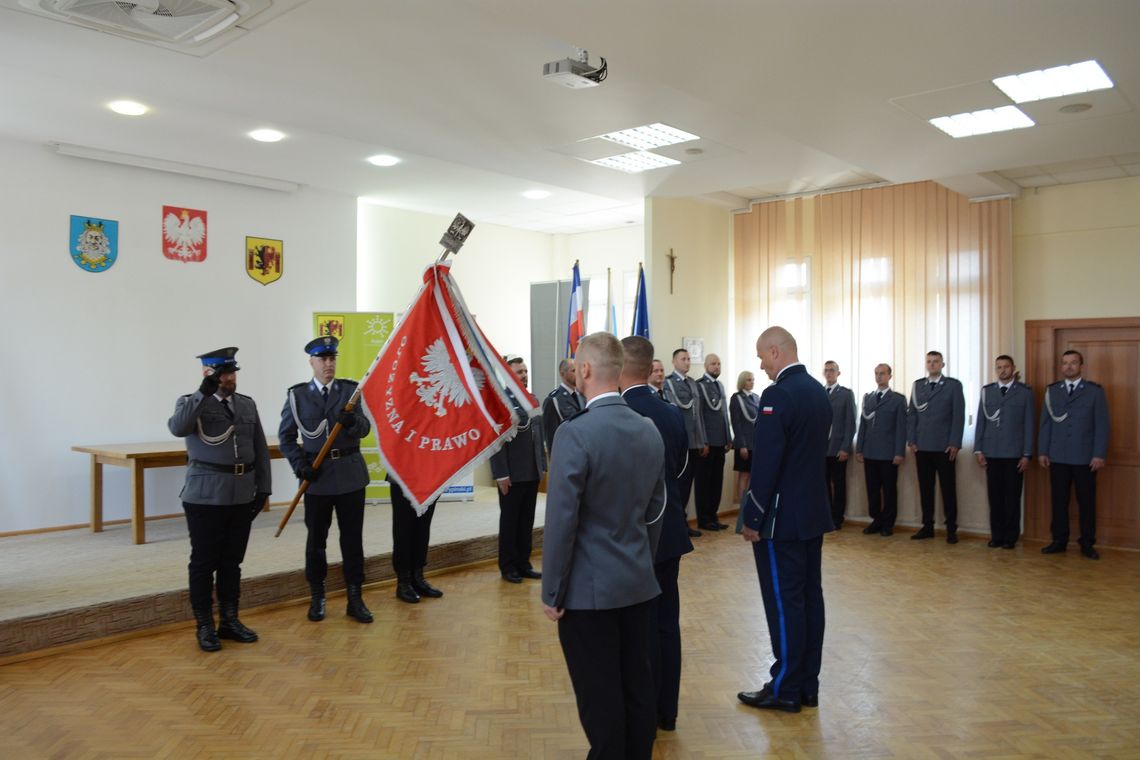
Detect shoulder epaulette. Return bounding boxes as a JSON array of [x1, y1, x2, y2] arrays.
[[234, 392, 252, 400], [338, 378, 359, 387], [1085, 380, 1102, 388], [566, 407, 590, 422], [288, 381, 308, 391], [983, 381, 996, 388], [545, 388, 560, 398]]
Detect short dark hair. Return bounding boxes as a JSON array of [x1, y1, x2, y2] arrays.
[[672, 348, 688, 359], [876, 363, 892, 375], [995, 354, 1014, 364], [1062, 349, 1084, 364], [558, 358, 573, 373], [926, 350, 943, 359], [621, 336, 654, 376], [824, 360, 838, 369]]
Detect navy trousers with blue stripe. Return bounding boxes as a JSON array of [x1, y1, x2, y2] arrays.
[[752, 536, 825, 700]]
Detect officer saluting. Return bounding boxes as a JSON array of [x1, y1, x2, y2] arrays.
[[168, 347, 271, 652], [278, 336, 375, 623]]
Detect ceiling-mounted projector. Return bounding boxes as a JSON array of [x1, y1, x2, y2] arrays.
[[543, 49, 607, 89]]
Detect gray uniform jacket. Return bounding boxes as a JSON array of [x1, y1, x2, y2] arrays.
[[907, 376, 965, 451], [975, 382, 1034, 459], [856, 389, 907, 460], [825, 385, 857, 457], [730, 391, 759, 451], [278, 378, 371, 496], [1038, 380, 1110, 465], [490, 400, 546, 482], [541, 384, 582, 453], [663, 372, 707, 448], [541, 395, 665, 611], [168, 390, 271, 505], [697, 374, 731, 447]]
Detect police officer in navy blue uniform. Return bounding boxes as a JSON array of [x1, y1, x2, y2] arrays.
[[974, 355, 1035, 549], [822, 361, 856, 529], [168, 347, 271, 652], [738, 327, 833, 713], [541, 358, 582, 455], [491, 356, 546, 583], [1038, 350, 1110, 559], [694, 353, 732, 531], [856, 364, 908, 536], [906, 350, 966, 543], [279, 336, 374, 624], [620, 336, 694, 733]]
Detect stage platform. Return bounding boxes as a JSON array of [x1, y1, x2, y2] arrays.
[[0, 487, 546, 660]]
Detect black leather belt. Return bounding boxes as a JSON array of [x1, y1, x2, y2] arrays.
[[327, 446, 360, 460], [191, 460, 256, 475]]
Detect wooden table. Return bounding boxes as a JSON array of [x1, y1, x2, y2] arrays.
[[72, 438, 285, 545]]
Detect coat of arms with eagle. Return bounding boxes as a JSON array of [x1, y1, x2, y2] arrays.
[[410, 339, 485, 417]]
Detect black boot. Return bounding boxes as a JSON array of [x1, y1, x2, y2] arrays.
[[217, 602, 259, 643], [346, 584, 374, 623], [411, 568, 443, 599], [395, 572, 421, 604], [308, 582, 326, 622], [193, 607, 221, 652]]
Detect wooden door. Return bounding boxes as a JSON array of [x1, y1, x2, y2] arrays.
[[1025, 317, 1140, 549]]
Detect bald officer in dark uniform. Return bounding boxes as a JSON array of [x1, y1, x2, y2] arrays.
[[543, 332, 666, 759], [620, 335, 693, 733], [974, 355, 1035, 549], [738, 327, 833, 713], [694, 353, 732, 531], [542, 358, 582, 454], [279, 336, 374, 624], [1038, 350, 1110, 559], [168, 347, 271, 652]]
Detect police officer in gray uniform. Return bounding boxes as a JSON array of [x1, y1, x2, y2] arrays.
[[1038, 350, 1110, 559], [907, 350, 965, 543], [974, 355, 1035, 549], [278, 336, 374, 624], [694, 353, 732, 531], [541, 358, 582, 454], [168, 347, 271, 652], [823, 361, 856, 529], [664, 348, 706, 535], [856, 364, 907, 536], [491, 356, 546, 583]]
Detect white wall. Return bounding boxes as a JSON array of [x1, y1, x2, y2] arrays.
[[0, 138, 356, 532]]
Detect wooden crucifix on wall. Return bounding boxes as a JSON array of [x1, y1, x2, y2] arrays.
[[667, 248, 677, 294]]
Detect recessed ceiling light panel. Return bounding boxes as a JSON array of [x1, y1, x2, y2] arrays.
[[929, 105, 1034, 138], [599, 123, 699, 151], [993, 60, 1114, 104], [249, 128, 285, 143], [108, 100, 149, 116], [591, 151, 681, 173], [522, 189, 551, 200], [366, 154, 401, 167]]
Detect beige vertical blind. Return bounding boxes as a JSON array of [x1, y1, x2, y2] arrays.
[[733, 180, 1012, 444]]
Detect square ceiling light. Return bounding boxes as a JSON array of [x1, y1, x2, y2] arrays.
[[599, 123, 699, 151], [993, 60, 1114, 104], [929, 105, 1034, 138], [590, 151, 681, 173]]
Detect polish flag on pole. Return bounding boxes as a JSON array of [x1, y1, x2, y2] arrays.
[[358, 261, 537, 513], [565, 260, 585, 358]]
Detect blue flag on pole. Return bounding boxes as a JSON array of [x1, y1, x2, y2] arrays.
[[631, 263, 649, 338]]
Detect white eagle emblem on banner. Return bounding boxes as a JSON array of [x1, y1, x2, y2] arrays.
[[410, 338, 485, 417]]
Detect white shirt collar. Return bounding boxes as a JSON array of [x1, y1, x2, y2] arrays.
[[999, 381, 1013, 390], [775, 362, 803, 381], [927, 375, 943, 384], [560, 383, 576, 395], [586, 390, 620, 407], [312, 378, 332, 393], [670, 371, 686, 381], [1068, 377, 1082, 388]]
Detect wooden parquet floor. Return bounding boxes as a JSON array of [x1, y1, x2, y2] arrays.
[[1, 527, 1138, 759]]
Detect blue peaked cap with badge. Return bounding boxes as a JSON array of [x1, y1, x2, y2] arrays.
[[305, 336, 339, 357], [197, 346, 240, 373]]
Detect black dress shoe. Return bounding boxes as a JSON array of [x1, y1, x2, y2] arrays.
[[987, 540, 1001, 548], [862, 523, 881, 535], [657, 717, 676, 731], [1080, 546, 1100, 560], [946, 532, 959, 544], [1002, 542, 1016, 549], [716, 522, 729, 529], [738, 689, 801, 713], [880, 528, 893, 537], [701, 523, 721, 531], [801, 694, 819, 708], [501, 571, 523, 584], [688, 527, 703, 537], [911, 526, 934, 540], [518, 568, 542, 580], [1041, 542, 1066, 554]]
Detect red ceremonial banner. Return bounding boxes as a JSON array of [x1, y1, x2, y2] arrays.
[[359, 263, 519, 512]]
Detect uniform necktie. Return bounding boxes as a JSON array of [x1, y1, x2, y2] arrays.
[[1068, 383, 1074, 395], [220, 399, 234, 419], [1000, 386, 1007, 396], [322, 386, 329, 401], [877, 391, 884, 401], [929, 381, 937, 389], [828, 386, 834, 395]]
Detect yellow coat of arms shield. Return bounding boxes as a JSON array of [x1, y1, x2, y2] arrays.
[[245, 236, 283, 285]]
